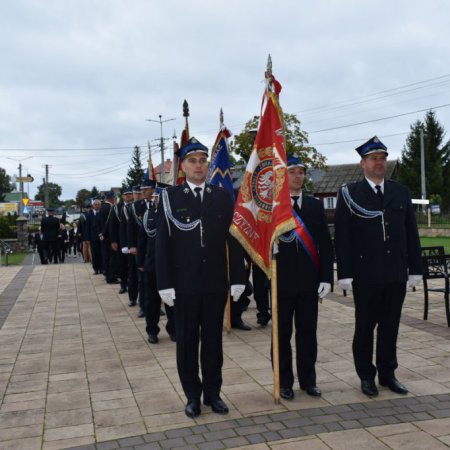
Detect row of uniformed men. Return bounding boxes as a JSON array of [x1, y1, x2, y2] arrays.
[[93, 134, 422, 420]]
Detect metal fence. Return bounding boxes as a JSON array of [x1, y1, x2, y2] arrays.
[[415, 206, 450, 228]]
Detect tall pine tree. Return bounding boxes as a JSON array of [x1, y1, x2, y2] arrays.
[[397, 111, 450, 207], [123, 146, 145, 188]]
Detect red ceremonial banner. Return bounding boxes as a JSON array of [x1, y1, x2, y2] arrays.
[[230, 88, 296, 277]]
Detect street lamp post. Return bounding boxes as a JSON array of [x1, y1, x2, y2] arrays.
[[146, 115, 176, 183], [6, 156, 33, 216]]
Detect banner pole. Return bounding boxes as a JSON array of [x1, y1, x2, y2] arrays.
[[271, 252, 280, 404], [225, 243, 231, 334]]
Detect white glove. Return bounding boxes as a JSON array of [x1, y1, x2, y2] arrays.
[[317, 282, 331, 299], [338, 278, 353, 292], [121, 247, 129, 254], [159, 288, 175, 307], [407, 274, 422, 288], [231, 284, 245, 301]]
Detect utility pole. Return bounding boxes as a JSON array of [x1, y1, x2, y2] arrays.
[[44, 164, 50, 209], [146, 115, 176, 184], [420, 128, 426, 200], [18, 163, 23, 216]]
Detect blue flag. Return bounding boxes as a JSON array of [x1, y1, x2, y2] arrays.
[[208, 128, 234, 202]]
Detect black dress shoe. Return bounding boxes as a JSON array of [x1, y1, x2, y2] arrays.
[[203, 397, 229, 414], [361, 379, 379, 397], [169, 333, 176, 342], [302, 386, 322, 397], [280, 387, 294, 400], [257, 316, 270, 327], [128, 299, 136, 307], [137, 309, 145, 318], [185, 399, 201, 418], [231, 320, 251, 331], [379, 377, 408, 395], [148, 334, 158, 344], [118, 287, 127, 294]]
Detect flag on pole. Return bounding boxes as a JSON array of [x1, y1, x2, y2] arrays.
[[144, 141, 157, 182], [208, 120, 234, 202], [230, 64, 295, 277], [171, 100, 190, 186]]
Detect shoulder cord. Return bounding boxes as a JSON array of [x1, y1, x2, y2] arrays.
[[341, 185, 386, 241], [123, 204, 129, 221], [131, 203, 143, 225], [161, 189, 202, 243], [279, 231, 297, 243], [114, 204, 121, 223], [143, 209, 156, 238]]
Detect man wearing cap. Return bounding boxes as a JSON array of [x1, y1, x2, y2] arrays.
[[120, 186, 140, 308], [156, 137, 246, 419], [275, 156, 334, 401], [110, 187, 133, 295], [41, 208, 61, 264], [335, 136, 422, 397], [128, 180, 155, 318], [90, 199, 103, 275], [98, 191, 118, 283], [137, 186, 176, 344]]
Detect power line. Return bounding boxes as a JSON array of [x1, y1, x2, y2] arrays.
[[308, 103, 450, 134], [309, 131, 408, 147], [296, 74, 450, 115]]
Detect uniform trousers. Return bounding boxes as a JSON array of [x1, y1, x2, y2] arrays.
[[90, 238, 102, 273], [127, 255, 138, 303], [118, 252, 128, 290], [252, 263, 271, 321], [352, 282, 406, 381], [142, 271, 175, 336], [276, 290, 318, 389], [174, 292, 227, 401], [43, 240, 59, 264]]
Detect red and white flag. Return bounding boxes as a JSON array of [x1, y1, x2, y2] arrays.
[[230, 71, 295, 277]]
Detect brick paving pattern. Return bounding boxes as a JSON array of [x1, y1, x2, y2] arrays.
[[0, 261, 449, 449]]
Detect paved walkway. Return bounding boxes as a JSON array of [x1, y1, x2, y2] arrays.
[[0, 261, 449, 449]]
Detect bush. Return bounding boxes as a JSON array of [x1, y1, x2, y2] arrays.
[[0, 217, 16, 238]]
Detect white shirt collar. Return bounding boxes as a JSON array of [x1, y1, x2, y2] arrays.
[[365, 177, 384, 194], [290, 191, 303, 209], [186, 180, 206, 198]]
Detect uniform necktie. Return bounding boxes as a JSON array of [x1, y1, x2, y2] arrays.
[[375, 185, 383, 209], [291, 195, 301, 215], [194, 187, 202, 208]]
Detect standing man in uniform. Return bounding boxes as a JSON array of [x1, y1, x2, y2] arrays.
[[137, 192, 176, 344], [40, 207, 60, 264], [110, 187, 132, 295], [98, 191, 117, 283], [128, 181, 155, 317], [156, 137, 245, 419], [275, 156, 334, 400], [90, 199, 103, 274], [335, 136, 422, 397]]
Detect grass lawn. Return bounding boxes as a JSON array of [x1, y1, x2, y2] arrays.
[[0, 252, 28, 266], [420, 236, 450, 253]]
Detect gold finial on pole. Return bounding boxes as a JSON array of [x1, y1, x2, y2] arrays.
[[220, 108, 224, 128], [266, 54, 272, 76], [183, 99, 189, 119]]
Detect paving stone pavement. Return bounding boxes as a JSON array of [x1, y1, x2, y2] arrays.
[[0, 261, 449, 450]]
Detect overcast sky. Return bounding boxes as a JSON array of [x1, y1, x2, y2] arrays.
[[1, 0, 449, 200]]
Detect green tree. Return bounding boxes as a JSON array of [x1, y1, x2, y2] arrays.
[[397, 111, 450, 206], [90, 186, 99, 199], [34, 182, 62, 207], [230, 113, 327, 168], [123, 146, 145, 188], [75, 189, 91, 208], [0, 167, 12, 201]]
